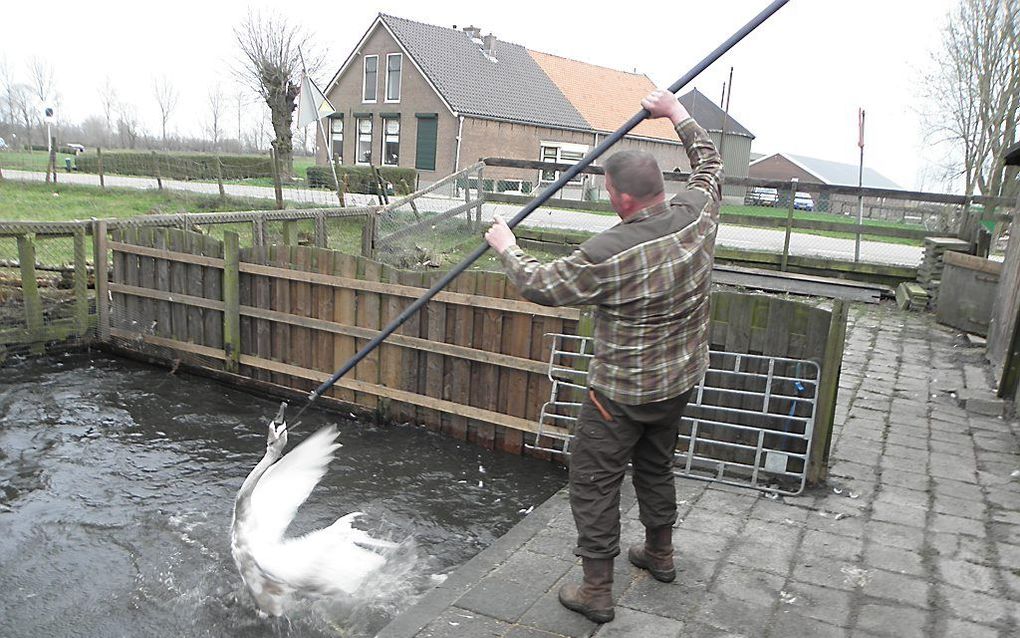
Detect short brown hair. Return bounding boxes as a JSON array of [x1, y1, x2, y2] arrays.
[[604, 151, 664, 199]]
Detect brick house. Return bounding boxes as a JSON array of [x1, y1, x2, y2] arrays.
[[748, 152, 902, 218], [317, 13, 754, 196]]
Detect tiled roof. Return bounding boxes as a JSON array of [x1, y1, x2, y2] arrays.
[[380, 14, 588, 130], [528, 50, 678, 142], [677, 88, 755, 139]]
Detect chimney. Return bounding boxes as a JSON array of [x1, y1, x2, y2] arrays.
[[463, 25, 481, 40], [483, 33, 498, 57]]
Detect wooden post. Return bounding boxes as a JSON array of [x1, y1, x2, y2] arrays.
[[464, 168, 472, 224], [93, 220, 110, 341], [252, 217, 265, 248], [152, 151, 163, 190], [97, 147, 105, 188], [48, 137, 57, 184], [216, 154, 226, 198], [401, 179, 421, 220], [17, 235, 44, 354], [808, 299, 848, 485], [475, 165, 485, 230], [270, 146, 284, 210], [223, 231, 241, 373], [361, 212, 377, 259], [314, 212, 327, 248], [781, 178, 798, 272], [282, 220, 297, 246], [73, 228, 89, 339]]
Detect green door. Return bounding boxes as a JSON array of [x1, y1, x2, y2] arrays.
[[415, 115, 438, 171]]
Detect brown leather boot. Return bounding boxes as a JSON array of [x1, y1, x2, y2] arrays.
[[628, 525, 675, 582], [558, 557, 615, 623]]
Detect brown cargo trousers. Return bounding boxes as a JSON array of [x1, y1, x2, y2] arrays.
[[569, 387, 693, 559]]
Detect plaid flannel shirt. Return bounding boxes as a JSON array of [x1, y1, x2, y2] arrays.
[[499, 118, 724, 404]]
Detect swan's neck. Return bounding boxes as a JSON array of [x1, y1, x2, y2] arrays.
[[234, 448, 282, 519]]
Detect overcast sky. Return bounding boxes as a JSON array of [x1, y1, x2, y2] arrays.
[[2, 0, 960, 191]]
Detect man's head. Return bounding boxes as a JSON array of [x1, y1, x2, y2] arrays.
[[604, 150, 665, 218]]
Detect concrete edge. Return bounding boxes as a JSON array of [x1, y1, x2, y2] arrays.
[[376, 489, 569, 638]]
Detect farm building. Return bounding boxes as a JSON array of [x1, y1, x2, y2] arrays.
[[748, 152, 903, 218], [316, 13, 754, 196]]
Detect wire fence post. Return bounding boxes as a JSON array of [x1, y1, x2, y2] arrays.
[[47, 137, 57, 184], [270, 146, 284, 210], [314, 212, 327, 248], [17, 234, 44, 355], [475, 165, 485, 230], [152, 151, 163, 190], [216, 154, 226, 198], [361, 211, 377, 259], [97, 147, 105, 188], [781, 177, 798, 272]]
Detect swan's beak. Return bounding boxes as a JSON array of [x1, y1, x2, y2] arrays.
[[270, 402, 288, 437]]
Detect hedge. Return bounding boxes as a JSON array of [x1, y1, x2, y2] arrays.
[[307, 164, 417, 195], [76, 151, 274, 180]]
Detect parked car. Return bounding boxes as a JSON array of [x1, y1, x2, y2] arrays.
[[0, 137, 7, 150], [794, 192, 815, 211], [744, 186, 778, 207], [65, 143, 86, 154]]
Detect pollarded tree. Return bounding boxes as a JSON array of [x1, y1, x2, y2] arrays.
[[924, 0, 1019, 235], [233, 10, 321, 178]]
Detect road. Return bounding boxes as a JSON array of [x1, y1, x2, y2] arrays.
[[3, 169, 921, 267]]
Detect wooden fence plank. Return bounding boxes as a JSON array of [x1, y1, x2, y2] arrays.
[[499, 279, 532, 455], [332, 253, 357, 403], [73, 228, 89, 339], [471, 271, 505, 450], [422, 271, 446, 430], [203, 234, 223, 350], [185, 231, 205, 346], [291, 246, 313, 392], [223, 232, 240, 372], [253, 245, 273, 382], [355, 257, 381, 410], [395, 270, 424, 422], [379, 264, 403, 420], [93, 221, 110, 341], [270, 244, 292, 388], [446, 271, 477, 440], [153, 229, 172, 339], [16, 235, 43, 354], [167, 229, 188, 342]]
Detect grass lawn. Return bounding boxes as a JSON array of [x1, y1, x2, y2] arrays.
[[1, 150, 78, 172]]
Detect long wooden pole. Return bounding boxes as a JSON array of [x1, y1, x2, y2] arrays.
[[298, 0, 793, 416]]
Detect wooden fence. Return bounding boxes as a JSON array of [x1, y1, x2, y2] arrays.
[[101, 226, 846, 481]]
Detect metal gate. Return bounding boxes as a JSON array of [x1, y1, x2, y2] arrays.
[[528, 334, 820, 495]]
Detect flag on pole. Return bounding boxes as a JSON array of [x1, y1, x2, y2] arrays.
[[297, 74, 336, 128]]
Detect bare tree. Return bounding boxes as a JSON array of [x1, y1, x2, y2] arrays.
[[233, 10, 321, 177], [98, 76, 118, 146], [117, 102, 142, 149], [923, 0, 1019, 231], [206, 87, 224, 151], [153, 76, 179, 149], [10, 83, 34, 149]]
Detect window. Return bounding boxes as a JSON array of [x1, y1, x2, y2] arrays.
[[357, 117, 372, 165], [415, 114, 438, 171], [383, 117, 400, 165], [539, 142, 588, 183], [362, 55, 378, 103], [385, 53, 402, 102], [329, 116, 343, 163]]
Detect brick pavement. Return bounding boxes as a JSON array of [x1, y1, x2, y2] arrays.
[[379, 302, 1019, 638]]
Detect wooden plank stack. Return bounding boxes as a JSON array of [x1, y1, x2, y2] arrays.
[[895, 282, 930, 311], [918, 237, 971, 309]]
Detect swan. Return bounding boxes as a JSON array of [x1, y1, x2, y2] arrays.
[[230, 403, 396, 616]]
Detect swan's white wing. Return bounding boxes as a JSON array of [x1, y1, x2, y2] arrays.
[[248, 425, 341, 543], [258, 512, 393, 595]]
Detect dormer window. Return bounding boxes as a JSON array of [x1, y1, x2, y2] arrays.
[[362, 55, 378, 103], [385, 53, 402, 102]]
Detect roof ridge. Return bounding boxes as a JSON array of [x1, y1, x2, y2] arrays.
[[379, 13, 529, 49], [528, 48, 646, 77]]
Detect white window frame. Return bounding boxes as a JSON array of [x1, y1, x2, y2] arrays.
[[362, 55, 378, 103], [356, 117, 373, 165], [538, 141, 589, 184], [385, 53, 402, 103], [329, 117, 343, 164], [382, 118, 400, 166]]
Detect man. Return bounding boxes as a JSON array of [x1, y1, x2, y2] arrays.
[[484, 88, 723, 623]]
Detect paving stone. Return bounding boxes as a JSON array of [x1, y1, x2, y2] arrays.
[[931, 494, 987, 520], [804, 509, 866, 539], [417, 607, 511, 638], [940, 618, 1000, 638], [994, 541, 1020, 570], [524, 527, 578, 558], [865, 520, 926, 552], [677, 510, 745, 538], [931, 477, 985, 502], [711, 563, 784, 608], [931, 512, 986, 538], [454, 551, 573, 622], [695, 488, 759, 515], [936, 558, 1000, 593], [695, 593, 770, 638], [859, 569, 930, 609], [800, 529, 863, 561], [870, 501, 928, 528], [516, 583, 597, 638], [877, 469, 929, 492], [683, 622, 756, 637], [779, 581, 853, 627], [590, 606, 684, 638], [853, 603, 930, 638], [617, 574, 707, 623], [930, 531, 990, 564], [726, 538, 796, 576], [673, 529, 731, 562], [874, 486, 929, 510], [883, 434, 927, 451], [862, 542, 925, 577], [741, 518, 803, 544], [790, 560, 862, 592], [937, 583, 1012, 625], [749, 498, 811, 524], [768, 612, 846, 638], [504, 627, 577, 638]]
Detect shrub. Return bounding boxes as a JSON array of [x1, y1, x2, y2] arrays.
[[306, 164, 417, 195], [75, 151, 274, 180]]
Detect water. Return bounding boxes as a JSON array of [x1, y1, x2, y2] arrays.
[[0, 353, 566, 637]]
